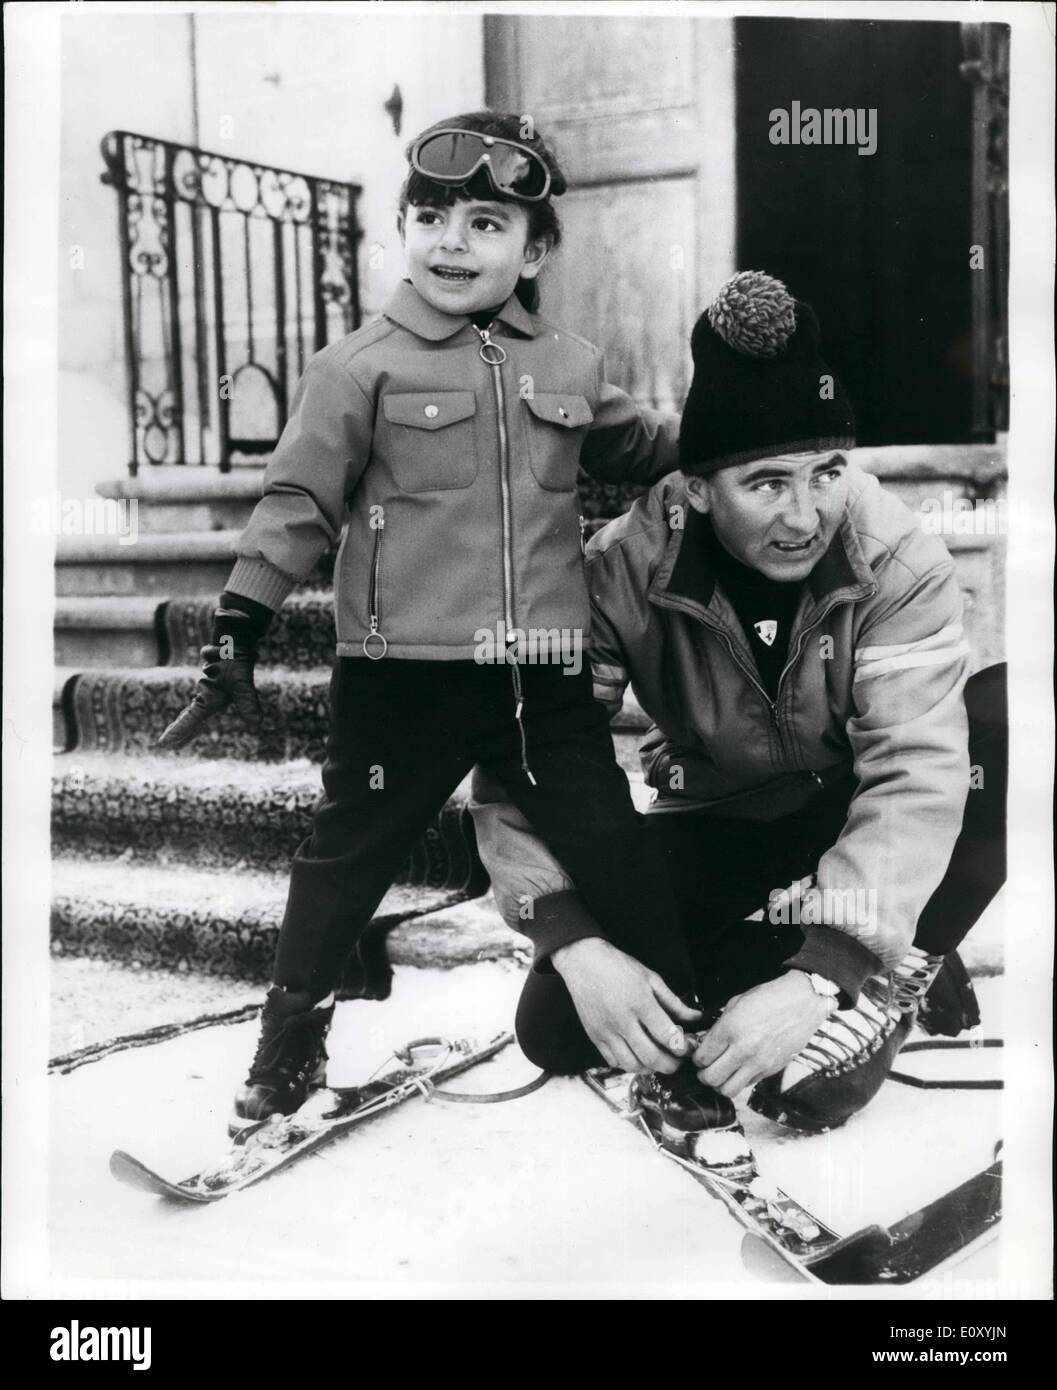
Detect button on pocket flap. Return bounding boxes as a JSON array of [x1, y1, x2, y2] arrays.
[[525, 394, 594, 429], [383, 392, 477, 430]]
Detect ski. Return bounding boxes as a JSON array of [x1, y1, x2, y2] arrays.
[[815, 1157, 1002, 1284], [111, 1032, 513, 1203], [582, 1067, 1002, 1285], [583, 1067, 854, 1284]]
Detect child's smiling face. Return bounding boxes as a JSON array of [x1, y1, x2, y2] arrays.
[[400, 198, 549, 318]]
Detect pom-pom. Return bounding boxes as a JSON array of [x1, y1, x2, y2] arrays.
[[706, 271, 797, 358]]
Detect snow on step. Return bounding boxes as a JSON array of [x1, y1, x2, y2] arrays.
[[50, 857, 520, 979], [58, 664, 333, 761], [51, 752, 484, 883]]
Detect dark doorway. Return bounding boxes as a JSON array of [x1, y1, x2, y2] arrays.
[[735, 18, 1000, 446]]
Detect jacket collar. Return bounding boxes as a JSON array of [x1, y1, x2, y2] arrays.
[[382, 279, 539, 341], [649, 496, 876, 621]]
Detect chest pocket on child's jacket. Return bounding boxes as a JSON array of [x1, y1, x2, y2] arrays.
[[524, 393, 594, 492], [381, 391, 479, 492]]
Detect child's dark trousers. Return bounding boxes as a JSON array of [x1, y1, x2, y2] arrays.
[[273, 658, 687, 1003]]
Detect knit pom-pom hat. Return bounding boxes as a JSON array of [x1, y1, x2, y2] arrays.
[[679, 270, 856, 476]]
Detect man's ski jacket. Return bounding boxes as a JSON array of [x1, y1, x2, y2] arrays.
[[471, 466, 972, 1000], [224, 281, 678, 659]]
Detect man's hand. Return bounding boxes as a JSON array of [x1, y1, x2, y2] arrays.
[[692, 972, 833, 1099], [551, 937, 702, 1074]]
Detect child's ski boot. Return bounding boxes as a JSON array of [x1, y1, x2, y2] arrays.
[[231, 987, 334, 1135], [629, 1063, 755, 1177]]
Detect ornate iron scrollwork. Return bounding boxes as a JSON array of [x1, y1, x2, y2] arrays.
[[101, 130, 363, 474]]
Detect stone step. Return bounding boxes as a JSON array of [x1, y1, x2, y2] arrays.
[[54, 659, 652, 763], [53, 591, 341, 671], [55, 530, 243, 597], [54, 596, 163, 668], [54, 668, 78, 752], [164, 592, 337, 669], [95, 467, 263, 534], [58, 665, 332, 762], [52, 751, 487, 890], [97, 467, 267, 500], [852, 442, 1006, 488], [50, 857, 519, 986]]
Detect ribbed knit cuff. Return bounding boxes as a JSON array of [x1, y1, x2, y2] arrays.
[[226, 557, 299, 612], [784, 925, 883, 1007], [522, 890, 609, 974]]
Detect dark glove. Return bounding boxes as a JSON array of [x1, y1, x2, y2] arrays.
[[157, 606, 267, 751]]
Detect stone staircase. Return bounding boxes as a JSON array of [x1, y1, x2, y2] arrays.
[[51, 447, 1005, 991], [51, 470, 483, 989], [50, 467, 654, 991]]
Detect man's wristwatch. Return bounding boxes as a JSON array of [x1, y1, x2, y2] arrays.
[[799, 971, 841, 1009]]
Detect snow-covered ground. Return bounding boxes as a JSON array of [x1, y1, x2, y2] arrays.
[[42, 931, 1006, 1298]]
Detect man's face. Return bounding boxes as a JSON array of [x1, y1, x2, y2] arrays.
[[400, 198, 548, 318], [686, 452, 850, 582]]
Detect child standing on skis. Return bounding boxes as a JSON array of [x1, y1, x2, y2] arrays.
[[160, 111, 705, 1129]]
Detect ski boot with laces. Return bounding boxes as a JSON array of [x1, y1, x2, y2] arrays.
[[230, 987, 335, 1136], [630, 1059, 755, 1174], [748, 946, 950, 1134]]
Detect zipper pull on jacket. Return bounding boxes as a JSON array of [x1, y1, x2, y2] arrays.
[[475, 324, 508, 365], [363, 514, 387, 660]]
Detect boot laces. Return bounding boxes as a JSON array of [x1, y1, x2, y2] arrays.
[[247, 1002, 330, 1090], [794, 988, 898, 1077], [789, 946, 945, 1080], [885, 945, 946, 1013]]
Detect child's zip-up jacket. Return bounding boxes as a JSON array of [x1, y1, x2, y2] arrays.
[[226, 281, 680, 657]]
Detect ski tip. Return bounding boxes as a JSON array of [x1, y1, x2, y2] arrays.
[[109, 1149, 142, 1180], [109, 1149, 213, 1203], [110, 1149, 168, 1192]]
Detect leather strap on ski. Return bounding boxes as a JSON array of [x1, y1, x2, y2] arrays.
[[388, 1037, 552, 1102], [50, 1003, 261, 1074], [430, 1070, 553, 1103], [889, 1037, 1003, 1090]]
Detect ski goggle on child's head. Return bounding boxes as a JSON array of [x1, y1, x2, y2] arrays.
[[409, 128, 556, 203]]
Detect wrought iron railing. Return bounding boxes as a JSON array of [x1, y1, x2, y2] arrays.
[[101, 131, 363, 474]]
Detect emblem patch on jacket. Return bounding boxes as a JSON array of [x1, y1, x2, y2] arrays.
[[754, 619, 778, 647]]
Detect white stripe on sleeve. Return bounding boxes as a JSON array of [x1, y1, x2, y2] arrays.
[[855, 623, 963, 663], [854, 641, 970, 682], [591, 660, 627, 703]]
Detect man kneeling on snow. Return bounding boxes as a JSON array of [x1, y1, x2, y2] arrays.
[[470, 272, 1006, 1136]]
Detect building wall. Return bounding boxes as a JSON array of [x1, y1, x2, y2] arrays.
[[485, 12, 736, 413], [59, 15, 194, 500], [58, 11, 484, 497]]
